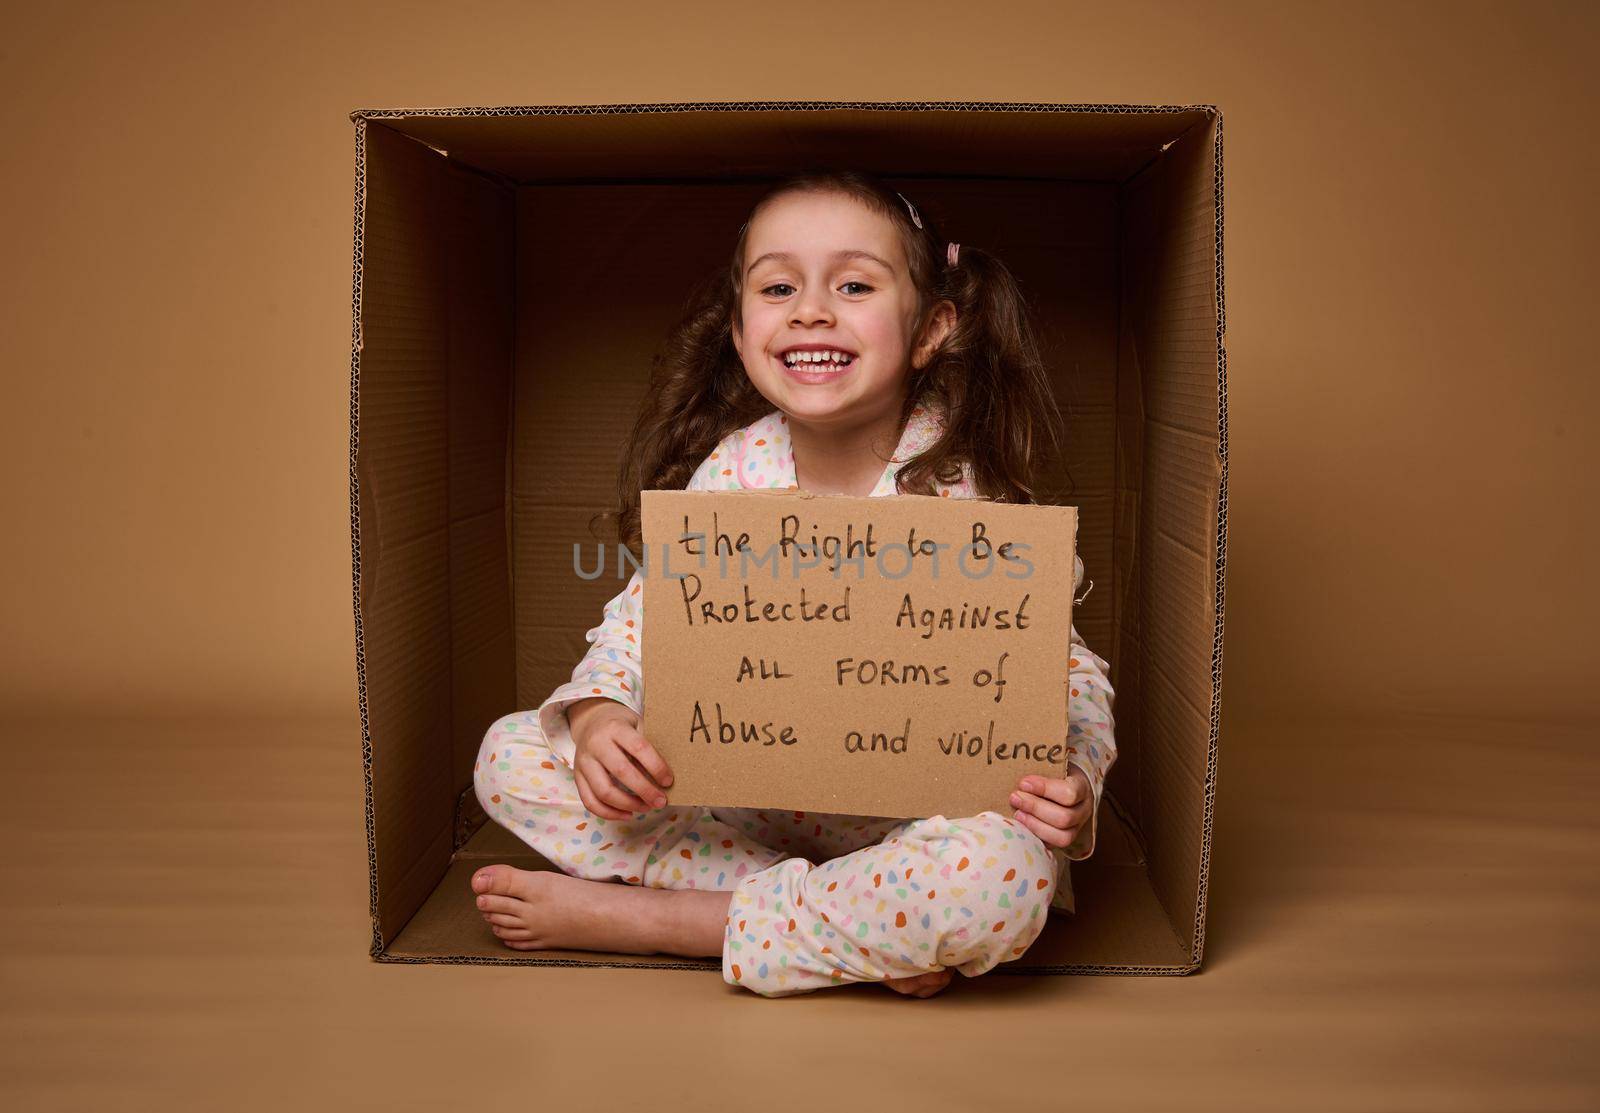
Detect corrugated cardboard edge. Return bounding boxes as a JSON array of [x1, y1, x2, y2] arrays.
[[346, 99, 1223, 123], [1196, 107, 1227, 970], [349, 113, 383, 959], [364, 955, 1196, 975], [348, 100, 1227, 974]]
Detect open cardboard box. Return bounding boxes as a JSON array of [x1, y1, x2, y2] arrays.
[[348, 101, 1228, 975]]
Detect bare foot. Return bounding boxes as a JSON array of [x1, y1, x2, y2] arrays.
[[473, 865, 954, 993], [881, 969, 954, 998], [470, 863, 729, 957]]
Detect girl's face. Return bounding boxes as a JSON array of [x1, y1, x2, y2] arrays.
[[733, 191, 938, 429]]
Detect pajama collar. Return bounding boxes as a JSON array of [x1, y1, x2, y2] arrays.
[[725, 402, 978, 498], [715, 404, 1087, 593]]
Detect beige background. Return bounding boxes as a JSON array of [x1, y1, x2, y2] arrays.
[[1, 1, 1595, 1110]]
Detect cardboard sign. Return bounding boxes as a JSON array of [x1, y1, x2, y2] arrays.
[[639, 489, 1076, 819]]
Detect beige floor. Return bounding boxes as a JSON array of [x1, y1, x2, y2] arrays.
[[1, 711, 1594, 1112]]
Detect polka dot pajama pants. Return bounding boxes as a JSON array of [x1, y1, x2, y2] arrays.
[[474, 713, 1059, 997]]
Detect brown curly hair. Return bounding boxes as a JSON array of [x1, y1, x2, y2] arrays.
[[595, 169, 1066, 553]]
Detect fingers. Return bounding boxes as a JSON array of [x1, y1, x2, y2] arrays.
[[1009, 788, 1081, 829], [1012, 807, 1080, 849], [597, 746, 669, 811], [1018, 772, 1085, 809], [575, 764, 632, 821], [613, 729, 675, 794], [579, 716, 673, 807], [1009, 776, 1086, 848], [590, 720, 673, 809], [574, 760, 638, 821]]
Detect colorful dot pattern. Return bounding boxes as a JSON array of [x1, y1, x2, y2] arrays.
[[476, 717, 1057, 997], [499, 401, 1119, 994]]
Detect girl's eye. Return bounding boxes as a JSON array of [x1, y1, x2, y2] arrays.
[[760, 282, 874, 297]]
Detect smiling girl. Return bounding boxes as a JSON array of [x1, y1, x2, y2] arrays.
[[469, 171, 1117, 998]]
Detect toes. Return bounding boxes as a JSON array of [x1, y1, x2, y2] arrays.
[[491, 924, 534, 941], [472, 863, 542, 900], [883, 970, 953, 997], [471, 863, 519, 897], [476, 894, 523, 917], [484, 911, 524, 929]]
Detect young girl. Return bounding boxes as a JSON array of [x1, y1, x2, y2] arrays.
[[470, 171, 1117, 999]]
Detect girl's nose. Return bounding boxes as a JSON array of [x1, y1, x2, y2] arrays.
[[791, 297, 834, 325]]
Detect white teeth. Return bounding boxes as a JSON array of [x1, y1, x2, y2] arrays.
[[783, 350, 854, 366]]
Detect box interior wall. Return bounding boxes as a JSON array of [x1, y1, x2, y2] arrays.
[[351, 104, 1225, 972]]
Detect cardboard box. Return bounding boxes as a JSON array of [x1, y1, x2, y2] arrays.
[[349, 101, 1228, 975]]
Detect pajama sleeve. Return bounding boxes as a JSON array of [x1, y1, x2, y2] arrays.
[[534, 434, 738, 769], [1063, 552, 1117, 861], [535, 569, 646, 770]]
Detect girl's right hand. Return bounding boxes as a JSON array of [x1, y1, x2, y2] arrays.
[[568, 698, 675, 821]]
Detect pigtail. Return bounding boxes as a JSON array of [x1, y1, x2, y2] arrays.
[[590, 266, 771, 555], [896, 240, 1066, 507]]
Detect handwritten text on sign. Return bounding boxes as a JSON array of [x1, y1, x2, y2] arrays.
[[639, 489, 1077, 819]]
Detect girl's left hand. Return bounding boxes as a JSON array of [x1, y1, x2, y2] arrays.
[[1008, 767, 1091, 849]]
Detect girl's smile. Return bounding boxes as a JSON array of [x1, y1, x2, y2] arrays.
[[778, 344, 857, 385]]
